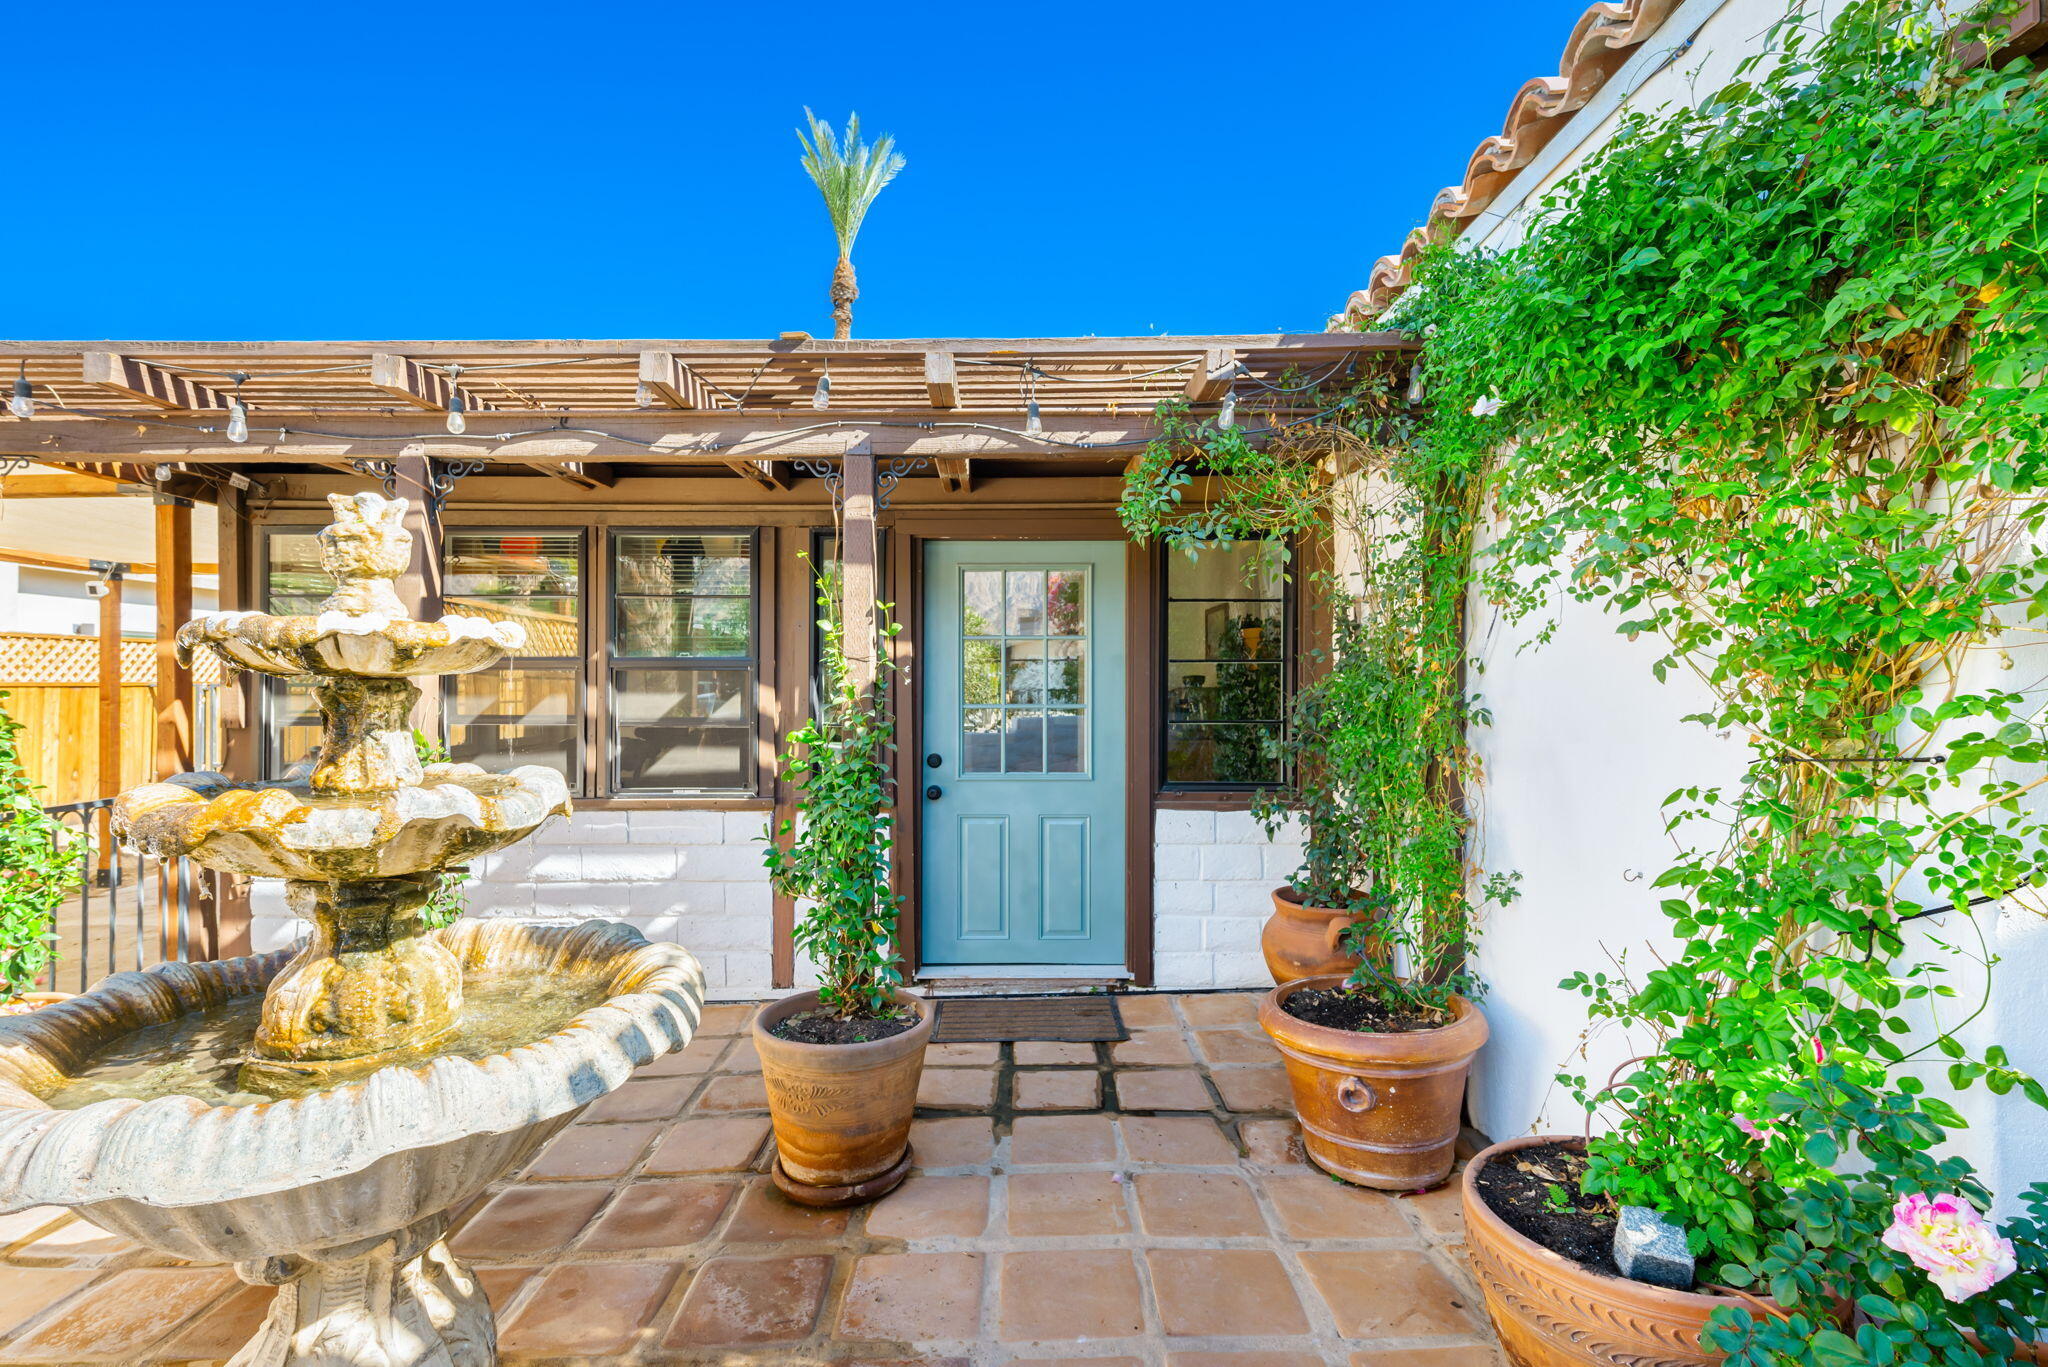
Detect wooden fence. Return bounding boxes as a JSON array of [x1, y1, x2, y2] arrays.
[[1, 633, 222, 805]]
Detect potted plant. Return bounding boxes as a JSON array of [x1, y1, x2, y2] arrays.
[[759, 590, 929, 1207], [0, 691, 80, 1014]]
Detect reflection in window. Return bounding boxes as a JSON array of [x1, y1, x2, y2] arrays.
[[962, 568, 1087, 775], [610, 532, 756, 792], [262, 531, 328, 778], [443, 531, 584, 789], [1163, 541, 1286, 786]]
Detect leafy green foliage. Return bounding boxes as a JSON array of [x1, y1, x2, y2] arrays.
[[765, 567, 904, 1018], [1402, 0, 2048, 1347], [795, 108, 905, 257], [0, 692, 79, 1000], [1121, 372, 1514, 1020], [412, 728, 467, 930]]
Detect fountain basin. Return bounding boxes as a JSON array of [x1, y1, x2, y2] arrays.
[[180, 609, 525, 679], [0, 920, 703, 1367], [113, 764, 572, 881]]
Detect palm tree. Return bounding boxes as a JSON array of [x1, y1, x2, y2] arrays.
[[796, 109, 906, 340]]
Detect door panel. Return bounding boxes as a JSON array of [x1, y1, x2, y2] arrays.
[[921, 541, 1127, 966]]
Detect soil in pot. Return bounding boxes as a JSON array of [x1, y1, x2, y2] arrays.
[[767, 1010, 918, 1046], [1472, 1138, 1623, 1277], [1280, 986, 1443, 1034]]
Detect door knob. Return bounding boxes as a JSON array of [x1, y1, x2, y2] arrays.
[[925, 785, 943, 801], [926, 753, 942, 768]]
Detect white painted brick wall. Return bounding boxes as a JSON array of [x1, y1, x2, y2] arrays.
[[1151, 809, 1302, 989], [248, 806, 778, 1001]]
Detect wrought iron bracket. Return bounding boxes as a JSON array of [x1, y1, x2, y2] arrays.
[[0, 457, 32, 478], [791, 457, 843, 514], [349, 458, 399, 498], [426, 458, 488, 516], [878, 457, 929, 512]]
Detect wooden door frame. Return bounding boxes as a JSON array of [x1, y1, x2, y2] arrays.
[[887, 510, 1156, 986]]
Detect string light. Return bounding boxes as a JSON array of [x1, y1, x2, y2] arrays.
[[1023, 364, 1042, 435], [226, 373, 249, 444], [812, 365, 831, 410], [8, 365, 32, 420], [445, 364, 468, 435], [1218, 389, 1238, 429]]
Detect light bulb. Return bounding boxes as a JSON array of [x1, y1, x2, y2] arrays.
[[226, 399, 249, 443], [445, 366, 468, 433], [1218, 391, 1237, 429], [446, 406, 467, 435], [8, 369, 32, 420], [1025, 396, 1042, 435], [812, 371, 831, 410]]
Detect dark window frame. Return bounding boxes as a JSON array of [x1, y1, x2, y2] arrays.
[[440, 526, 590, 797], [256, 525, 328, 781], [605, 526, 762, 797], [1155, 537, 1295, 793]]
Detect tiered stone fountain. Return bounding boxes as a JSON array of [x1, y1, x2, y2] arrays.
[[0, 492, 703, 1367]]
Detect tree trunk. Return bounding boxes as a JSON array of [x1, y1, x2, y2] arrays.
[[831, 256, 858, 340]]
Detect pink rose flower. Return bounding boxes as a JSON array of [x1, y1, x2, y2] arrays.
[[1733, 1114, 1780, 1142], [1810, 1035, 1826, 1066], [1880, 1193, 2018, 1302]]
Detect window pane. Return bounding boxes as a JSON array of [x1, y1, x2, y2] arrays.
[[614, 596, 750, 657], [1166, 662, 1283, 722], [963, 571, 1002, 636], [1005, 571, 1047, 635], [444, 531, 581, 658], [1166, 604, 1283, 661], [1165, 541, 1286, 598], [1166, 722, 1282, 785], [614, 533, 752, 598], [270, 678, 322, 777], [448, 665, 580, 779], [1004, 711, 1045, 773], [266, 532, 331, 615], [963, 709, 1003, 773], [1004, 640, 1046, 704], [1046, 639, 1084, 705], [1047, 709, 1084, 773], [263, 532, 329, 778], [963, 640, 1002, 705], [1047, 570, 1085, 635], [613, 667, 752, 791]]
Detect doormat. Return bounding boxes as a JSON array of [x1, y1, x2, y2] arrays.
[[931, 995, 1128, 1044]]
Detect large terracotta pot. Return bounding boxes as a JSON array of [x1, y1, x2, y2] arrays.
[[754, 988, 932, 1205], [1257, 975, 1486, 1190], [1464, 1135, 1786, 1367], [1261, 886, 1370, 984]]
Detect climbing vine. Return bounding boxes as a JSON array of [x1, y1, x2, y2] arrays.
[[1401, 0, 2048, 1354]]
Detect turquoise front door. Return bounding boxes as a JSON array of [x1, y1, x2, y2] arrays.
[[920, 542, 1127, 968]]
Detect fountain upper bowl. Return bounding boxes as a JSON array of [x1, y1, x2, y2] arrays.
[[180, 609, 525, 679]]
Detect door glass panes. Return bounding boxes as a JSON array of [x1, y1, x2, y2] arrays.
[[442, 531, 584, 791], [610, 531, 756, 792], [262, 531, 330, 777], [1164, 541, 1286, 785], [962, 568, 1087, 775]]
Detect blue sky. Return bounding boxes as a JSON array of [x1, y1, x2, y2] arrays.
[[6, 1, 1590, 340]]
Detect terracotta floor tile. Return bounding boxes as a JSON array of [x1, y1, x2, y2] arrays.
[[474, 1265, 538, 1313], [643, 1116, 772, 1174], [638, 1036, 729, 1077], [1115, 1069, 1215, 1111], [917, 1066, 998, 1108], [1178, 993, 1261, 1026], [1115, 994, 1178, 1029], [156, 1283, 274, 1359], [1239, 1118, 1309, 1168], [1134, 1171, 1267, 1237], [1262, 1173, 1415, 1241], [696, 1073, 772, 1111], [450, 1185, 610, 1257], [1149, 1249, 1309, 1337], [523, 1120, 661, 1179], [910, 1115, 996, 1168], [8, 1215, 134, 1264], [866, 1175, 991, 1238], [1214, 1066, 1293, 1114], [1122, 1115, 1236, 1165], [1014, 1040, 1097, 1065], [1110, 1031, 1195, 1066], [1196, 1028, 1281, 1064], [1013, 1069, 1102, 1110], [581, 1076, 696, 1123], [1172, 1354, 1329, 1367], [998, 1249, 1143, 1342], [1402, 1179, 1468, 1242], [1351, 1348, 1502, 1367], [698, 1002, 758, 1035], [662, 1254, 831, 1347], [2, 1266, 234, 1362], [1007, 1171, 1131, 1236], [836, 1252, 983, 1341], [724, 1178, 852, 1241], [498, 1261, 681, 1355], [1010, 1113, 1116, 1164], [721, 1036, 763, 1071], [0, 1267, 98, 1338], [1299, 1249, 1480, 1338], [580, 1178, 737, 1251], [927, 1041, 1001, 1065]]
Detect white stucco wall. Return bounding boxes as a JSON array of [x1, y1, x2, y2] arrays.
[[1153, 809, 1303, 989]]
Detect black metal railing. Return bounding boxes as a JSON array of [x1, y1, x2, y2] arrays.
[[39, 798, 216, 994]]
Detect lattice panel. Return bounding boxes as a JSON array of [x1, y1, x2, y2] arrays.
[[0, 632, 223, 686]]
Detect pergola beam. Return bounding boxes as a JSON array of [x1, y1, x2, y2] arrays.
[[924, 350, 959, 409], [936, 457, 972, 494], [725, 458, 791, 491], [1185, 348, 1238, 403], [368, 354, 496, 415], [527, 461, 615, 489], [0, 473, 130, 498], [637, 351, 717, 409], [81, 352, 228, 411]]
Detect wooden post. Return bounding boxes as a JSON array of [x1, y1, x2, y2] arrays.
[[393, 448, 444, 737], [95, 563, 125, 874], [840, 446, 880, 697], [214, 486, 254, 957], [153, 497, 195, 777]]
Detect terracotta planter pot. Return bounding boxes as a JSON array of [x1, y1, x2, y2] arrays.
[[1257, 975, 1486, 1190], [1463, 1135, 1788, 1367], [754, 988, 932, 1205], [1260, 887, 1373, 984]]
